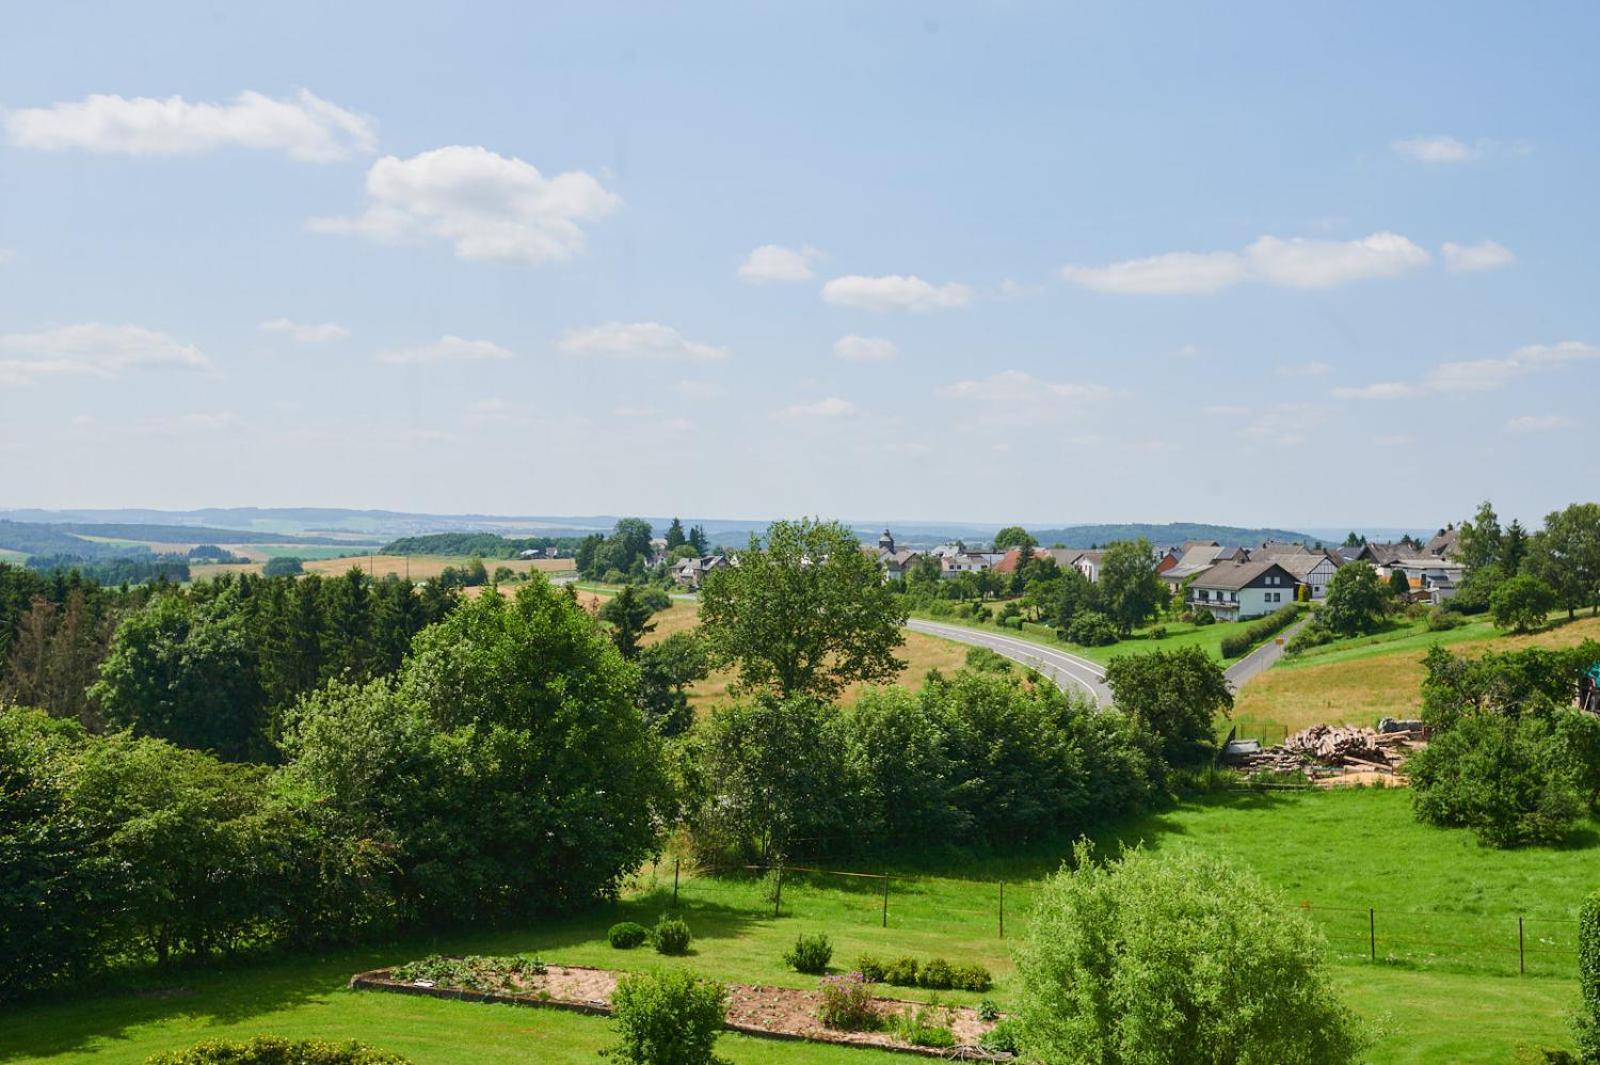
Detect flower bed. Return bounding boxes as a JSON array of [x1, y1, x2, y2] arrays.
[[350, 959, 1006, 1059]]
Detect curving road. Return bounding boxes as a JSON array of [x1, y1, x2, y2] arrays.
[[1222, 615, 1310, 690], [906, 619, 1112, 706]]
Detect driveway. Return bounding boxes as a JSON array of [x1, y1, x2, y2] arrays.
[[905, 618, 1112, 706], [1223, 616, 1310, 690]]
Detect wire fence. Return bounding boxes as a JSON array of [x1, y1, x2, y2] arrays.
[[640, 859, 1581, 979]]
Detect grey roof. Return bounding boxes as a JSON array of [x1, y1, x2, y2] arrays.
[[1255, 540, 1314, 558], [1272, 551, 1339, 579], [1191, 559, 1295, 591]]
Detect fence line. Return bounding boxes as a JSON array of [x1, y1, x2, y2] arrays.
[[640, 858, 1581, 978]]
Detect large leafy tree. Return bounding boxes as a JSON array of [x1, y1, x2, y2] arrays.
[[1490, 574, 1556, 633], [600, 584, 658, 660], [994, 526, 1038, 551], [1017, 844, 1365, 1065], [1096, 539, 1166, 635], [1103, 646, 1232, 767], [1322, 562, 1387, 636], [1458, 500, 1504, 574], [698, 519, 905, 700], [1529, 502, 1600, 619]]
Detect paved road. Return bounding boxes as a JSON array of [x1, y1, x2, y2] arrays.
[[905, 619, 1113, 706], [1222, 616, 1310, 690]]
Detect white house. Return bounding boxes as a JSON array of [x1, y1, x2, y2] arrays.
[[1251, 543, 1341, 599], [1188, 560, 1299, 621], [1069, 550, 1105, 583]]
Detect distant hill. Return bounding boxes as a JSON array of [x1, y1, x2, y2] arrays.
[[1027, 522, 1321, 549], [0, 519, 375, 562]]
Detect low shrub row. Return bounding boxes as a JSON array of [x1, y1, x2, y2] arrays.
[[606, 915, 693, 955], [856, 953, 992, 992], [388, 954, 545, 994], [1220, 604, 1300, 658], [145, 1038, 410, 1064]]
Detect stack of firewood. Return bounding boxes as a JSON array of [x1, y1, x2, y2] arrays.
[[1231, 723, 1423, 774]]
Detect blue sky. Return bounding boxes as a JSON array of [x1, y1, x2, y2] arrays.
[[1, 2, 1595, 528]]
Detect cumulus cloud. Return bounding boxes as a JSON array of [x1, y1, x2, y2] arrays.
[[4, 90, 375, 162], [821, 274, 973, 312], [309, 145, 620, 264], [777, 396, 857, 420], [1336, 341, 1600, 400], [1391, 135, 1477, 163], [0, 323, 211, 386], [1060, 231, 1430, 294], [375, 335, 513, 365], [559, 322, 728, 361], [1442, 240, 1516, 272], [259, 318, 350, 342], [1506, 414, 1573, 433], [833, 334, 899, 362], [738, 244, 821, 282]]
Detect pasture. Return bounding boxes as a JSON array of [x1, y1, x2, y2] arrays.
[[6, 788, 1592, 1064], [192, 553, 576, 581]]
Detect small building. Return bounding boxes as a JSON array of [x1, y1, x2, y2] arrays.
[[1425, 527, 1461, 560], [672, 554, 729, 590], [1069, 549, 1105, 583], [1188, 560, 1299, 621]]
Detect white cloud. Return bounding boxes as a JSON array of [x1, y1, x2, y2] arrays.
[[738, 244, 821, 282], [937, 370, 1110, 426], [673, 379, 727, 400], [778, 396, 857, 419], [1061, 232, 1429, 294], [1441, 240, 1516, 273], [310, 145, 620, 264], [559, 322, 728, 361], [4, 90, 375, 162], [375, 335, 513, 365], [1061, 251, 1248, 295], [1391, 135, 1477, 163], [1241, 403, 1327, 446], [1332, 381, 1417, 400], [1506, 414, 1573, 433], [821, 274, 973, 312], [833, 334, 899, 362], [1245, 232, 1430, 288], [259, 318, 350, 342], [0, 323, 211, 386]]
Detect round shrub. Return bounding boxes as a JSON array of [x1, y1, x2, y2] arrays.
[[883, 956, 919, 987], [652, 914, 692, 956], [144, 1037, 409, 1064], [1190, 608, 1216, 627], [607, 968, 727, 1065], [783, 933, 833, 975], [979, 1017, 1022, 1055], [917, 957, 956, 989], [1017, 844, 1365, 1065], [817, 973, 881, 1031], [951, 962, 993, 993], [1066, 611, 1118, 647], [855, 954, 887, 983], [608, 921, 649, 949]]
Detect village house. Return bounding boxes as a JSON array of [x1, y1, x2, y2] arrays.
[[671, 553, 729, 590], [1187, 560, 1299, 621], [1251, 541, 1342, 599], [1069, 549, 1104, 583]]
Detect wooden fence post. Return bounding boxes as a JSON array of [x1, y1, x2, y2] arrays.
[[881, 874, 890, 928], [1518, 916, 1525, 975], [1368, 908, 1375, 962], [773, 865, 783, 918], [673, 859, 680, 908], [999, 881, 1005, 938]]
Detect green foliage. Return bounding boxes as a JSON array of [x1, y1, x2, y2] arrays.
[[144, 1036, 410, 1064], [1323, 562, 1388, 636], [1577, 891, 1600, 1064], [389, 953, 545, 992], [1017, 844, 1365, 1065], [1097, 539, 1166, 635], [1492, 574, 1558, 632], [783, 933, 833, 974], [1067, 610, 1119, 646], [578, 519, 656, 582], [652, 914, 693, 955], [993, 526, 1038, 550], [816, 973, 881, 1031], [1427, 607, 1464, 631], [1219, 604, 1300, 658], [1530, 503, 1600, 619], [698, 518, 906, 700], [606, 968, 727, 1065], [855, 955, 886, 983], [636, 631, 709, 737], [262, 556, 304, 578], [1189, 607, 1216, 626], [916, 956, 954, 989], [890, 1002, 956, 1048], [1389, 567, 1412, 600], [608, 921, 650, 949], [1054, 565, 1099, 630], [963, 645, 1014, 673], [978, 999, 1001, 1022], [1103, 646, 1232, 767], [600, 584, 658, 659], [980, 1017, 1023, 1054]]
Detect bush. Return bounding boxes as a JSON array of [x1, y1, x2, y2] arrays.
[[1146, 625, 1168, 641], [1286, 621, 1336, 655], [978, 998, 1000, 1022], [1426, 608, 1464, 632], [1219, 604, 1300, 659], [783, 933, 833, 975], [817, 973, 881, 1031], [262, 556, 305, 578], [653, 915, 693, 956], [951, 963, 993, 992], [855, 955, 886, 983], [1017, 844, 1365, 1065], [891, 1002, 956, 1048], [607, 968, 727, 1065], [1190, 609, 1215, 626], [389, 954, 545, 993], [979, 1017, 1022, 1055], [1066, 610, 1119, 647], [1577, 891, 1600, 1064], [144, 1037, 409, 1064], [917, 957, 956, 989], [883, 956, 920, 987], [1492, 575, 1558, 633], [609, 921, 649, 949]]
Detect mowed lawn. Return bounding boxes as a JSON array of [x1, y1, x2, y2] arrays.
[[6, 788, 1593, 1065], [1233, 613, 1600, 741]]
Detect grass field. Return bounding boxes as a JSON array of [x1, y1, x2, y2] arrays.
[[193, 554, 576, 581], [1233, 613, 1600, 741], [6, 788, 1591, 1064]]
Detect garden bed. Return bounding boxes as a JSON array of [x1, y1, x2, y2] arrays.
[[349, 962, 1003, 1059]]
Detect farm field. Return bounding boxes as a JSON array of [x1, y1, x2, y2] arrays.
[[6, 788, 1591, 1064], [1233, 613, 1600, 742], [192, 554, 576, 581]]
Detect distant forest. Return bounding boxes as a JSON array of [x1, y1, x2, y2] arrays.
[[1028, 522, 1319, 549], [380, 532, 591, 558]]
